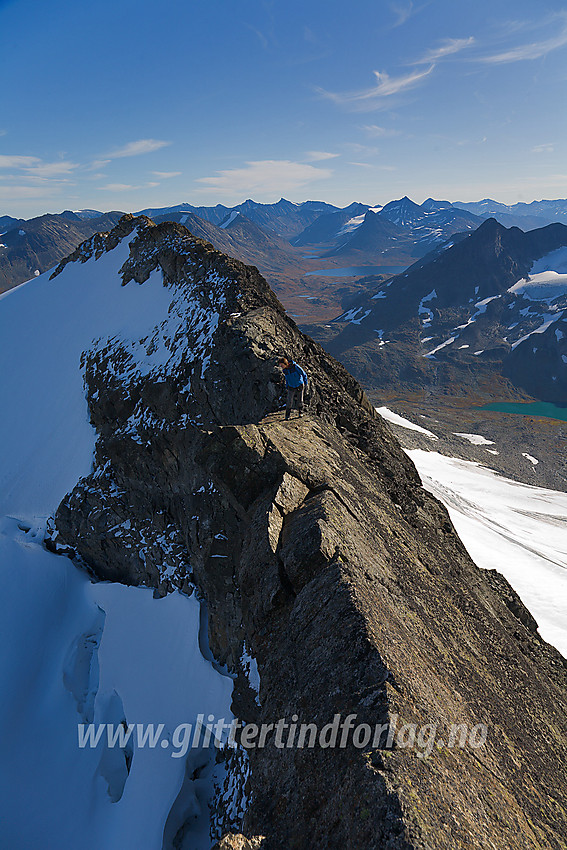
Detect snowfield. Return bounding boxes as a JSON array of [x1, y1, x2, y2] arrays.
[[0, 237, 171, 518], [0, 227, 238, 849], [376, 406, 438, 439], [453, 432, 495, 446], [508, 269, 567, 303], [409, 450, 567, 657]]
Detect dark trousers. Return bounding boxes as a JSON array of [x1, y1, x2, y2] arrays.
[[286, 385, 304, 417]]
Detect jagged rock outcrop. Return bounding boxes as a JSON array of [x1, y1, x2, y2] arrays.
[[51, 216, 567, 849]]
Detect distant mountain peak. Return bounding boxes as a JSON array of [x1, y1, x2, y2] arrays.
[[380, 196, 426, 226], [421, 198, 453, 212]]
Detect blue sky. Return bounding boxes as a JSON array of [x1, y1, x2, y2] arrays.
[[1, 0, 567, 216]]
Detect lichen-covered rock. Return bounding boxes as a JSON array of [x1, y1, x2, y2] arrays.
[[52, 216, 567, 850]]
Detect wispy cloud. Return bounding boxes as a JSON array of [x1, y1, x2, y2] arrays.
[[361, 125, 401, 138], [105, 139, 171, 159], [304, 151, 339, 162], [246, 24, 269, 50], [0, 140, 171, 208], [98, 181, 160, 191], [194, 159, 333, 197], [152, 170, 182, 178], [0, 155, 41, 169], [390, 0, 433, 28], [98, 183, 138, 192], [412, 37, 475, 64], [0, 155, 79, 193], [532, 143, 555, 154], [87, 139, 171, 172], [89, 159, 111, 171], [456, 136, 487, 146], [23, 160, 79, 178], [342, 142, 380, 157], [480, 14, 567, 64], [316, 65, 434, 111], [390, 1, 414, 27]]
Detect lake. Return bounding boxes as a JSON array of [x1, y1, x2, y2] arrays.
[[479, 401, 567, 422], [305, 265, 407, 278]]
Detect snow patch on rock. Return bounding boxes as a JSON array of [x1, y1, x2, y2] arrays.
[[376, 407, 438, 439]]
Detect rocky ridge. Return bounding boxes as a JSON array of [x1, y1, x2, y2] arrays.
[[49, 215, 566, 849]]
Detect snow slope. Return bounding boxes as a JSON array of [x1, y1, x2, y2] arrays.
[[376, 406, 438, 439], [0, 226, 238, 849], [409, 450, 567, 656], [508, 270, 567, 303], [0, 238, 172, 519], [0, 518, 235, 849]]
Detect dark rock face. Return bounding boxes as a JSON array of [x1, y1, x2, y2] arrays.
[[51, 216, 567, 849]]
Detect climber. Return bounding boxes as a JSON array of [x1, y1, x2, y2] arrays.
[[278, 356, 309, 420]]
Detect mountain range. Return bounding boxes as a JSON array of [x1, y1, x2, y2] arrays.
[[137, 198, 337, 240], [308, 217, 567, 404], [4, 195, 567, 298]]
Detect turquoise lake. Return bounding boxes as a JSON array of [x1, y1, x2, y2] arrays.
[[479, 401, 567, 422]]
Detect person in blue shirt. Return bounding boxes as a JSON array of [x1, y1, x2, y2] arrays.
[[278, 356, 309, 420]]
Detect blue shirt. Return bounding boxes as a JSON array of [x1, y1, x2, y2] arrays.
[[283, 361, 308, 388]]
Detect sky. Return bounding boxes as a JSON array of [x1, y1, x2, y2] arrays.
[[1, 0, 567, 217]]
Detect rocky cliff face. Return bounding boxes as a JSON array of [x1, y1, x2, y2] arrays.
[[51, 216, 567, 849]]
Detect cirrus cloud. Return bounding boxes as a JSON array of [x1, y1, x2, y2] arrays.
[[480, 14, 567, 64], [105, 139, 171, 159], [412, 37, 476, 64], [316, 65, 435, 112], [361, 125, 402, 138]]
